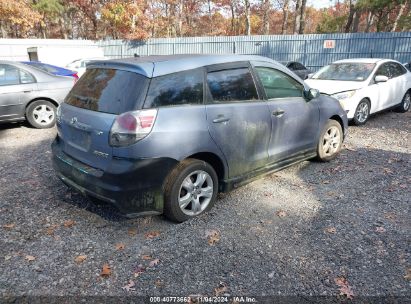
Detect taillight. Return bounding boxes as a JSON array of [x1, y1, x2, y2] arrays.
[[72, 73, 79, 82], [109, 109, 158, 147]]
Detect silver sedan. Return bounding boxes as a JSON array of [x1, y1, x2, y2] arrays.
[[0, 61, 75, 128]]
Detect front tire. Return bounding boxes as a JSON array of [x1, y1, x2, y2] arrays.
[[26, 100, 57, 129], [353, 99, 370, 126], [396, 91, 411, 113], [163, 159, 218, 222], [316, 119, 343, 162]]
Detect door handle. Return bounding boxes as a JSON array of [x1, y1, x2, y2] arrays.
[[212, 116, 230, 123], [23, 90, 32, 93], [272, 109, 285, 117]]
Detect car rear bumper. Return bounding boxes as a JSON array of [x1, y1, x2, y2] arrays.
[[51, 138, 178, 216]]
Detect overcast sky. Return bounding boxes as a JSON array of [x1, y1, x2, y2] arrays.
[[307, 0, 335, 9]]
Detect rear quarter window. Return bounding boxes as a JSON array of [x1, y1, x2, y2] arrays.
[[65, 68, 148, 114], [143, 69, 203, 108]]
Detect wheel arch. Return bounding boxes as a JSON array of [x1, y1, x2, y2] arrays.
[[185, 152, 226, 182], [329, 115, 345, 134]]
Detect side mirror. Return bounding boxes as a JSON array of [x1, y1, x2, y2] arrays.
[[306, 88, 320, 100], [307, 73, 314, 79], [375, 75, 388, 83]]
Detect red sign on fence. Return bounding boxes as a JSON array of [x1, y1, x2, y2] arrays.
[[323, 40, 336, 49]]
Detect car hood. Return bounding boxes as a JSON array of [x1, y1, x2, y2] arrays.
[[305, 79, 366, 95]]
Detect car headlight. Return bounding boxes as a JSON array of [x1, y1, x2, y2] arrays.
[[56, 105, 62, 124], [332, 90, 356, 101]]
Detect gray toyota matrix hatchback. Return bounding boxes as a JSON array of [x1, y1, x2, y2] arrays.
[[52, 55, 348, 222]]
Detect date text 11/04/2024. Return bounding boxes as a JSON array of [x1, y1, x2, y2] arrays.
[[149, 296, 257, 302]]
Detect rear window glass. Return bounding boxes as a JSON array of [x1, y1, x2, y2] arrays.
[[144, 69, 203, 108], [65, 68, 147, 114]]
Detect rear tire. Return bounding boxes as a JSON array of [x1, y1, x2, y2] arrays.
[[163, 159, 218, 223], [352, 99, 370, 126], [316, 119, 343, 162], [26, 100, 57, 129], [395, 91, 411, 113]]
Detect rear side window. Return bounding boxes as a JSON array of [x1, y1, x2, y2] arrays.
[[20, 70, 35, 84], [207, 68, 258, 103], [255, 67, 303, 99], [65, 68, 148, 114], [144, 69, 203, 108]]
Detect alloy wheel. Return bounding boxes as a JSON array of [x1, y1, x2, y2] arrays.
[[355, 101, 369, 123], [322, 126, 341, 157], [178, 170, 214, 216]]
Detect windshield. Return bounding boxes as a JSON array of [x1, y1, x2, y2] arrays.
[[65, 68, 148, 114], [312, 63, 376, 81]]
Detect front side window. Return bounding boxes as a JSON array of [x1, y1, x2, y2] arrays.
[[388, 62, 407, 78], [375, 64, 391, 78], [0, 64, 20, 86], [207, 68, 258, 103], [144, 69, 203, 108], [312, 63, 376, 82], [255, 67, 303, 99]]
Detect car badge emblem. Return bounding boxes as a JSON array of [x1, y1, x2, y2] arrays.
[[70, 117, 77, 125]]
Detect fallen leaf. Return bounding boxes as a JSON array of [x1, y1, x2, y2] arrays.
[[74, 255, 87, 264], [25, 255, 36, 262], [134, 264, 146, 277], [101, 263, 111, 277], [46, 224, 59, 235], [383, 167, 393, 174], [115, 243, 125, 251], [128, 228, 137, 236], [276, 210, 287, 218], [3, 223, 15, 229], [141, 255, 152, 260], [214, 282, 228, 296], [324, 227, 337, 234], [144, 231, 160, 239], [5, 255, 12, 261], [345, 147, 357, 152], [122, 280, 135, 292], [149, 258, 160, 267], [322, 180, 330, 184], [384, 213, 396, 221], [63, 220, 76, 228], [335, 277, 354, 299], [154, 278, 164, 288], [205, 229, 221, 245], [375, 227, 386, 233], [404, 268, 411, 281]]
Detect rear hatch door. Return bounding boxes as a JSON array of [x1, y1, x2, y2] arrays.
[[57, 68, 149, 171]]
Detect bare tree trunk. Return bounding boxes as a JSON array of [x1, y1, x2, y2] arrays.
[[365, 11, 374, 32], [299, 0, 307, 34], [391, 1, 407, 32], [244, 0, 251, 35], [352, 9, 360, 32], [344, 0, 355, 32], [230, 1, 236, 34], [262, 0, 270, 35], [0, 21, 7, 38], [281, 0, 289, 34], [293, 0, 302, 34]]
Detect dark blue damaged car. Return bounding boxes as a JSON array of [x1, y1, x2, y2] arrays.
[[52, 54, 348, 222]]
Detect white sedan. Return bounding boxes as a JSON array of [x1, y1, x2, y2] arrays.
[[306, 58, 411, 125]]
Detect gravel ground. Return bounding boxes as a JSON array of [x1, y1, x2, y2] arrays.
[[0, 110, 410, 302]]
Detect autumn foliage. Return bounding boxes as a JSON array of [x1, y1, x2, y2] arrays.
[[0, 0, 409, 39]]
